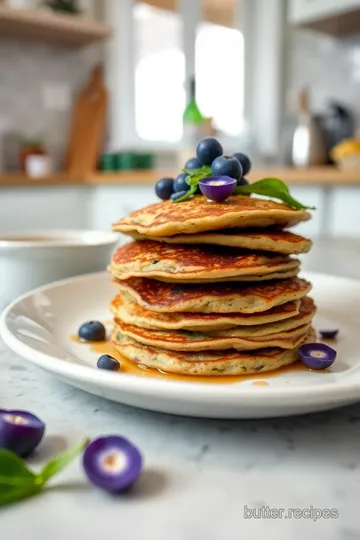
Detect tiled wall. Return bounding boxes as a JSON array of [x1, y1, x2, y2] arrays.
[[286, 28, 360, 130], [0, 39, 101, 171]]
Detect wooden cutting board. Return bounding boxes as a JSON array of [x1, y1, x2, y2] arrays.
[[65, 64, 107, 176]]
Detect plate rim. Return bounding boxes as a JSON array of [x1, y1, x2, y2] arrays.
[[1, 270, 360, 404]]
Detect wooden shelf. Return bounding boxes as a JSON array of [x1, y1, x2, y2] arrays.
[[0, 6, 112, 47], [86, 170, 174, 185], [0, 172, 80, 187], [88, 167, 360, 186], [1, 167, 360, 188], [248, 166, 360, 185], [294, 9, 360, 37]]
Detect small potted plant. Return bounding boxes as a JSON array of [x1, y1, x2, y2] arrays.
[[41, 0, 81, 14]]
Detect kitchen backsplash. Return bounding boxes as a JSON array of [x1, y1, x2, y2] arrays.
[[0, 39, 101, 170], [287, 28, 360, 130]]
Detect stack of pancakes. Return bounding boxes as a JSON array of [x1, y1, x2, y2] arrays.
[[109, 196, 316, 376]]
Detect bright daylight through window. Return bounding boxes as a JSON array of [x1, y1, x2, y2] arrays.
[[134, 3, 244, 142]]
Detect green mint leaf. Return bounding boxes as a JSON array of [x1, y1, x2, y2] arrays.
[[39, 438, 89, 484], [185, 175, 197, 187], [0, 450, 37, 482], [0, 439, 89, 506], [183, 165, 211, 176], [0, 450, 40, 506], [183, 166, 212, 188], [235, 178, 315, 210], [0, 483, 42, 506], [172, 183, 197, 203]]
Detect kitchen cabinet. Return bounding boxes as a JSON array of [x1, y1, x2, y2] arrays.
[[288, 0, 360, 35], [0, 5, 112, 48], [289, 0, 360, 23]]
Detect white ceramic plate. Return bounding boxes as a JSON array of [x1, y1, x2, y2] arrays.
[[1, 271, 360, 419]]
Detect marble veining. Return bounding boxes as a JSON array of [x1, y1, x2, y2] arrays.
[[0, 337, 359, 540]]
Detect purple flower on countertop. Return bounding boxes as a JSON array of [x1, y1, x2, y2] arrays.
[[83, 435, 142, 492], [0, 409, 45, 457]]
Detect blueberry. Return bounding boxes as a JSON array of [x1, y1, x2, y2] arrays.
[[155, 177, 175, 200], [97, 354, 120, 371], [237, 177, 249, 186], [232, 152, 252, 176], [170, 190, 188, 202], [211, 156, 243, 180], [184, 157, 201, 170], [78, 321, 106, 342], [237, 177, 250, 196], [196, 137, 223, 166], [174, 172, 189, 192]]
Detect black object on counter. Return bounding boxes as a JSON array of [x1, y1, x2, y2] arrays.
[[321, 102, 354, 163]]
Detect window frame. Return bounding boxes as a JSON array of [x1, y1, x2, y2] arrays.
[[103, 0, 285, 156]]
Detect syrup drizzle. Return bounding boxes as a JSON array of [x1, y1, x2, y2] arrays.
[[70, 334, 314, 385]]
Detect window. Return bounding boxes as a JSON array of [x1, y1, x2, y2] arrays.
[[133, 1, 244, 144], [195, 22, 244, 136], [134, 3, 185, 142]]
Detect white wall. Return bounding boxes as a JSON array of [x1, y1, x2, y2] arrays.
[[0, 187, 92, 232], [0, 185, 360, 239], [89, 184, 156, 232]]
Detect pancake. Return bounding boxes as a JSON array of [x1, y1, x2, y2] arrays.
[[128, 230, 312, 255], [112, 328, 316, 376], [113, 319, 311, 351], [208, 297, 315, 337], [113, 196, 311, 237], [114, 276, 312, 314], [111, 293, 301, 331], [154, 266, 300, 283], [109, 241, 300, 282]]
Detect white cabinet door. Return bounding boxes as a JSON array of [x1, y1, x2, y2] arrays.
[[288, 0, 360, 23]]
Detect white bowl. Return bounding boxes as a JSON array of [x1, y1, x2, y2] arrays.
[[0, 229, 119, 310]]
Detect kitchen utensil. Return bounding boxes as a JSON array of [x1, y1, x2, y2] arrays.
[[66, 64, 107, 176], [291, 88, 327, 167], [321, 101, 354, 161]]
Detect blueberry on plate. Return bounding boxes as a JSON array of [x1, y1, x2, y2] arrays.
[[174, 172, 189, 192], [155, 177, 175, 200], [211, 156, 243, 181], [97, 354, 120, 371], [78, 321, 106, 342], [196, 137, 223, 166], [83, 435, 142, 492], [0, 409, 45, 457], [319, 329, 339, 340], [184, 157, 202, 170], [298, 343, 337, 370], [232, 152, 252, 176]]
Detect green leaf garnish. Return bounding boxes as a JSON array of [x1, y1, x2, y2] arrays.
[[171, 166, 211, 203], [173, 183, 198, 203], [0, 450, 40, 505], [234, 178, 315, 210], [39, 438, 89, 484], [183, 165, 211, 177], [0, 438, 89, 506], [173, 165, 315, 210]]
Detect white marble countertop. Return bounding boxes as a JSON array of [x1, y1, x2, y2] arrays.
[[1, 338, 360, 540], [1, 238, 360, 540]]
